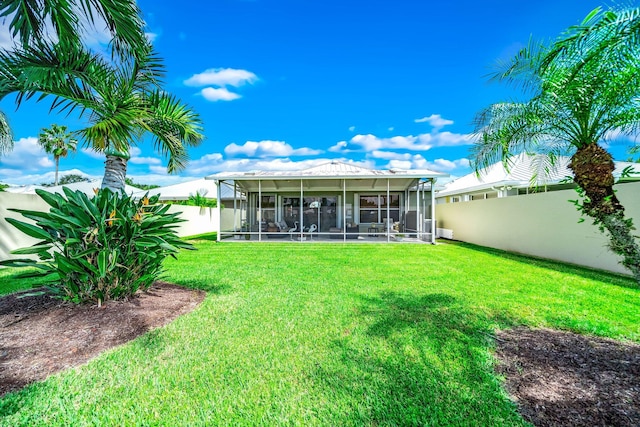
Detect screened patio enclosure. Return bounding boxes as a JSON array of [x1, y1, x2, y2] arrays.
[[208, 161, 447, 243]]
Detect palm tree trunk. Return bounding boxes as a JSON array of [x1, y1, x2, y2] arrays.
[[102, 154, 128, 192], [54, 156, 59, 186], [569, 144, 640, 282]]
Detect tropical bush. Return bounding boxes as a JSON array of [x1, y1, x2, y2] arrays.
[[0, 188, 194, 305]]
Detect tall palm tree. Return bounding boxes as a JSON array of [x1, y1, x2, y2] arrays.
[[0, 0, 147, 59], [472, 6, 640, 282], [0, 41, 204, 191], [38, 124, 78, 186]]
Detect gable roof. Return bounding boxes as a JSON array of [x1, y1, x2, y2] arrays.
[[437, 153, 639, 198]]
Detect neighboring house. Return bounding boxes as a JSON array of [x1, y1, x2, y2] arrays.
[[208, 161, 448, 242], [132, 178, 243, 232], [434, 153, 640, 276], [4, 180, 141, 196], [436, 153, 640, 203], [132, 178, 239, 203]]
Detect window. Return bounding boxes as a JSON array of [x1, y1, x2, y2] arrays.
[[358, 194, 400, 223], [260, 195, 276, 223]]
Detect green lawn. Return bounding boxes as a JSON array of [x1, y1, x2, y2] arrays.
[[1, 241, 638, 426]]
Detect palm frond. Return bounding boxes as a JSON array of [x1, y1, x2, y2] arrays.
[[141, 91, 204, 173]]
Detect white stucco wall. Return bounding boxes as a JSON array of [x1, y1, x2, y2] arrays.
[[0, 193, 223, 261], [0, 193, 46, 261], [435, 181, 640, 276]]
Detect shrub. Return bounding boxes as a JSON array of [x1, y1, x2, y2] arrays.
[[0, 188, 194, 305]]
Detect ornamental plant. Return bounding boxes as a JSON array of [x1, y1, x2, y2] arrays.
[[1, 188, 194, 305]]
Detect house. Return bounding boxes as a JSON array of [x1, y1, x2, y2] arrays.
[[433, 153, 640, 275], [436, 153, 640, 203], [132, 178, 239, 202], [208, 161, 448, 242], [4, 179, 142, 196]]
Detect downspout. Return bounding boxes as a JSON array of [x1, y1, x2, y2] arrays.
[[431, 178, 436, 244], [300, 179, 304, 241], [258, 179, 262, 241], [386, 178, 390, 243], [216, 180, 222, 242], [416, 180, 421, 239], [343, 179, 347, 242]]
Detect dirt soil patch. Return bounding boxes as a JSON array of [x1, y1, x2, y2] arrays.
[[0, 281, 205, 397], [495, 327, 640, 427]]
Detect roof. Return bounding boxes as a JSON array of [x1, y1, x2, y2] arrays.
[[132, 178, 238, 201], [208, 160, 448, 193], [4, 180, 141, 196], [437, 153, 639, 197], [210, 160, 447, 181]]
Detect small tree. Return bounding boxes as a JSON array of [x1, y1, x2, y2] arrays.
[[38, 124, 77, 186]]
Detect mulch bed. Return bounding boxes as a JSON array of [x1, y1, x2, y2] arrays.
[[0, 281, 205, 397], [495, 327, 640, 427]]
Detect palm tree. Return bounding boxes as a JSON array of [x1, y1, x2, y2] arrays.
[[0, 0, 147, 159], [0, 0, 147, 59], [38, 124, 78, 186], [0, 41, 204, 191], [472, 6, 640, 282]]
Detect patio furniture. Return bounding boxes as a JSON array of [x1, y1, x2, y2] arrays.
[[329, 226, 359, 239], [367, 226, 380, 237]]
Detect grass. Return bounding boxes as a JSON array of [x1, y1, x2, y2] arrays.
[[0, 241, 638, 426]]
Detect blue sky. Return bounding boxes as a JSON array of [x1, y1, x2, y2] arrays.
[[0, 0, 628, 186]]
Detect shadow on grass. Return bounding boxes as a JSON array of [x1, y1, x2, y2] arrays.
[[443, 240, 638, 290], [311, 291, 525, 426], [167, 278, 232, 295]]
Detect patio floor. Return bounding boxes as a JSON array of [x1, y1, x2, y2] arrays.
[[222, 233, 431, 243]]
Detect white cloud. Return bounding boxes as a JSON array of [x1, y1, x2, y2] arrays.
[[330, 127, 473, 153], [348, 126, 355, 132], [370, 151, 411, 161], [200, 87, 242, 102], [145, 32, 158, 43], [224, 140, 322, 158], [329, 133, 431, 152], [185, 68, 258, 102], [388, 127, 394, 131], [184, 68, 258, 87], [427, 131, 473, 147], [0, 137, 53, 169], [129, 156, 162, 165], [0, 22, 15, 49], [385, 155, 470, 173], [414, 114, 454, 130], [81, 148, 105, 160], [329, 140, 350, 153], [0, 168, 97, 185]]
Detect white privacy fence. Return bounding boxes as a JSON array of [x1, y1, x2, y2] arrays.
[[435, 181, 640, 276], [0, 192, 220, 261]]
